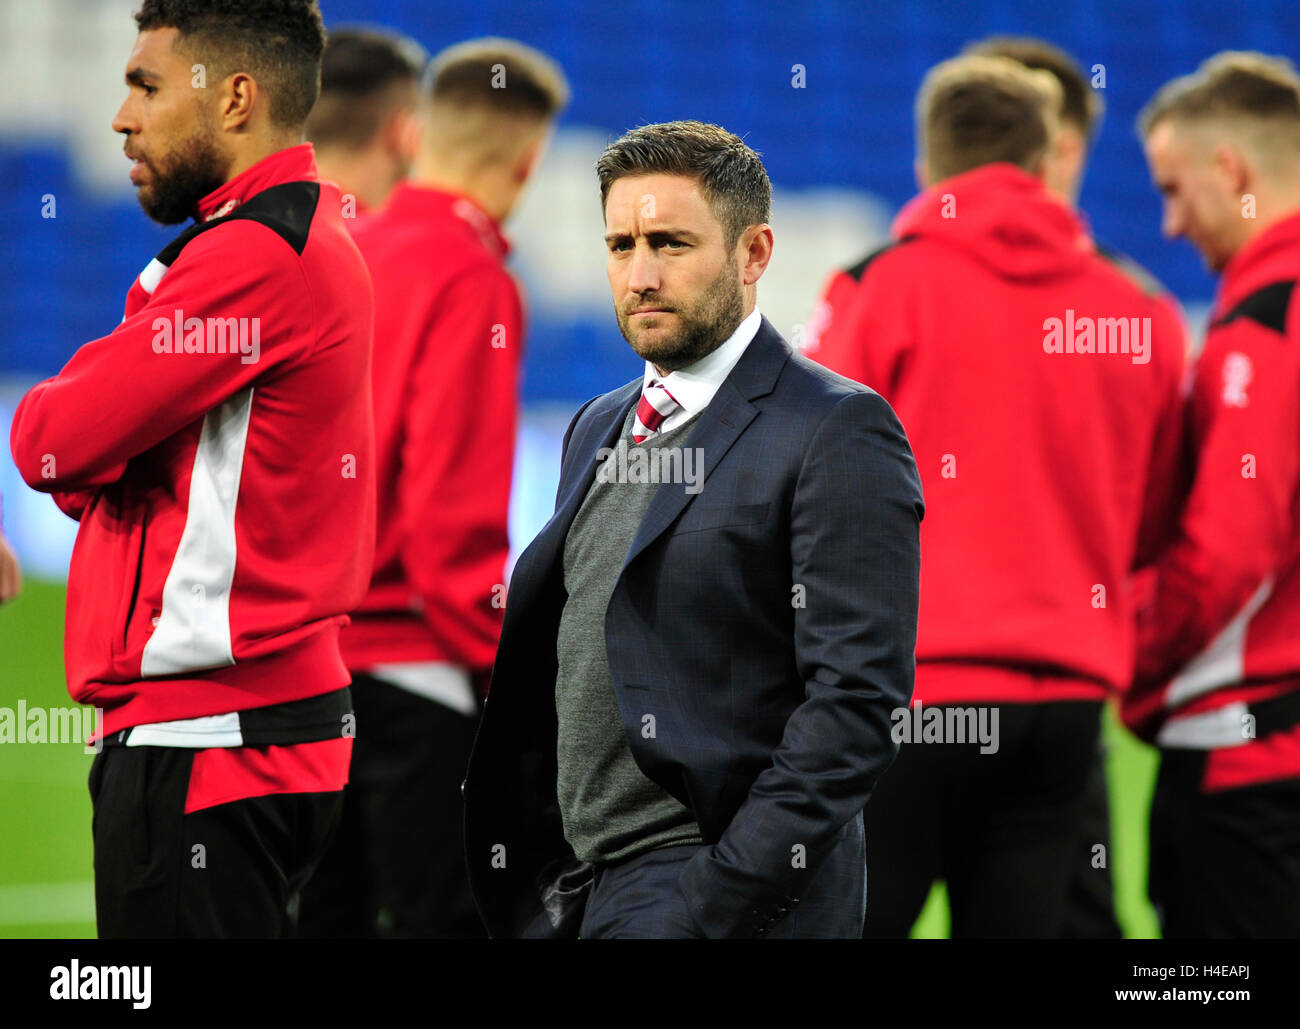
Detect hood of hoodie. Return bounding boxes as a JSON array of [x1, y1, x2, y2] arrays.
[[892, 163, 1094, 281], [1215, 206, 1300, 318]]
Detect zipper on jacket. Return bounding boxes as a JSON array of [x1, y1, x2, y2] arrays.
[[121, 519, 147, 652]]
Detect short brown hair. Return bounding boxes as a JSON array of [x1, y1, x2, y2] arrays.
[[595, 120, 772, 248], [426, 37, 569, 120], [1139, 51, 1300, 140], [966, 36, 1104, 139], [134, 0, 326, 128], [917, 55, 1063, 182], [306, 27, 426, 150]]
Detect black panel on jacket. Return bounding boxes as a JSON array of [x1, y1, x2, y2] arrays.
[[843, 236, 917, 282], [155, 181, 322, 267], [1213, 279, 1295, 336]]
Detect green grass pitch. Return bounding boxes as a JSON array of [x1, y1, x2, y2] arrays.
[[0, 578, 1162, 938]]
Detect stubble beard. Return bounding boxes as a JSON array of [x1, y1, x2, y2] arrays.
[[135, 122, 229, 226], [617, 259, 746, 373]]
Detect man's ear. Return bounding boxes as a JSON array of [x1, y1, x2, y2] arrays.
[[388, 106, 421, 163], [1211, 143, 1249, 195], [218, 72, 257, 131], [514, 134, 544, 185], [1056, 127, 1084, 165], [740, 223, 774, 286], [1055, 128, 1085, 183]]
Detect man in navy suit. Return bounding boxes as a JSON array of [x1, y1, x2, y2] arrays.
[[463, 121, 923, 938]]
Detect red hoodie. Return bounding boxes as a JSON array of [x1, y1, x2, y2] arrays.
[[1122, 208, 1300, 787], [9, 144, 376, 738], [338, 183, 522, 684], [806, 163, 1186, 703]]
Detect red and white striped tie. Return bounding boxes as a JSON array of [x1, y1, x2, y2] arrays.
[[632, 379, 681, 443]]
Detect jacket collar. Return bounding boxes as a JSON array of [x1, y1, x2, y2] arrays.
[[641, 307, 763, 413], [384, 182, 511, 258], [197, 142, 319, 222], [1217, 206, 1300, 317], [553, 315, 791, 568], [576, 313, 789, 453], [891, 162, 1092, 281]]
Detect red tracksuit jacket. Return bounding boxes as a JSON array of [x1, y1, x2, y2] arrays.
[[1122, 208, 1300, 786], [9, 144, 376, 738], [338, 183, 522, 681], [806, 163, 1186, 703]]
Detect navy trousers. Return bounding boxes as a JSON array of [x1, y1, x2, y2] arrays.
[[578, 815, 866, 939]]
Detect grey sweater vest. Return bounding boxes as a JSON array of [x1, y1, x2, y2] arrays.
[[555, 404, 705, 863]]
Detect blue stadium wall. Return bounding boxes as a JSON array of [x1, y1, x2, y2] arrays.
[[1, 0, 1297, 573]]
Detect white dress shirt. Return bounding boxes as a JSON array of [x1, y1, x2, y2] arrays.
[[641, 307, 762, 434]]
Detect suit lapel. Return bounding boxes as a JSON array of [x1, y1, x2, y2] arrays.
[[555, 385, 639, 527], [515, 384, 639, 591], [622, 317, 791, 570], [513, 317, 792, 595]]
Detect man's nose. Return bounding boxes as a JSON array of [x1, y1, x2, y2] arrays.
[[1162, 202, 1183, 239], [626, 243, 660, 294], [112, 98, 136, 137]]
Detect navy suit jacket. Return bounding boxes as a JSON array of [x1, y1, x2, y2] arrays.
[[463, 317, 923, 938]]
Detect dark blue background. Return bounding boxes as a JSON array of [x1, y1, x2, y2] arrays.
[[3, 0, 1297, 401]]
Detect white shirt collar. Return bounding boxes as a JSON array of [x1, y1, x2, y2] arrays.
[[641, 307, 763, 417]]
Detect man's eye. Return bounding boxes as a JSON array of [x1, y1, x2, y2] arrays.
[[662, 239, 685, 249]]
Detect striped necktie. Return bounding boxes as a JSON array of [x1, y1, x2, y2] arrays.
[[632, 379, 681, 443]]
